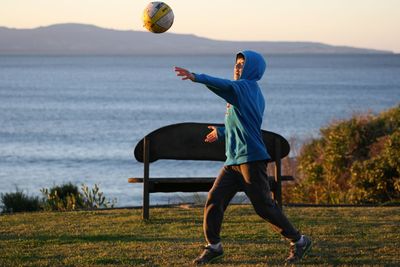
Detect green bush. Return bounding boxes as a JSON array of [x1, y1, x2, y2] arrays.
[[41, 182, 83, 211], [81, 183, 117, 209], [41, 183, 116, 211], [1, 189, 42, 213], [287, 104, 400, 204], [350, 131, 400, 203], [1, 183, 116, 213]]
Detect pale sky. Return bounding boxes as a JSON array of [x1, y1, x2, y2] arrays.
[[1, 0, 399, 52]]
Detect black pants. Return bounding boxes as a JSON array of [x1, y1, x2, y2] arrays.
[[204, 160, 301, 244]]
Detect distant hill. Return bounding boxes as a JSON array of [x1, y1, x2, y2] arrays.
[[0, 23, 393, 55]]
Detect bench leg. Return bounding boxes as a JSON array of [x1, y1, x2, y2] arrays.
[[143, 192, 149, 220], [143, 136, 150, 220], [274, 139, 283, 210]]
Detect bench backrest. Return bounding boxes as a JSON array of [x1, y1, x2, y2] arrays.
[[134, 122, 290, 163]]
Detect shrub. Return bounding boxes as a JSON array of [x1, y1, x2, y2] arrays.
[[349, 131, 400, 203], [289, 104, 400, 204], [81, 183, 117, 209], [41, 183, 116, 211], [41, 182, 83, 211], [1, 189, 42, 213]]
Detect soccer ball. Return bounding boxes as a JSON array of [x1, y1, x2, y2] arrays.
[[142, 2, 174, 33]]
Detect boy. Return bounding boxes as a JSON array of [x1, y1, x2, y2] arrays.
[[174, 50, 311, 265]]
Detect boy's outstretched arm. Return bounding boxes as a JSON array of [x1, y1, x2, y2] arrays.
[[174, 66, 238, 105]]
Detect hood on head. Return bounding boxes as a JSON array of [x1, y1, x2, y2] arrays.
[[236, 50, 266, 81]]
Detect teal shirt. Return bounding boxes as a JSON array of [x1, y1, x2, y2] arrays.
[[194, 50, 271, 165]]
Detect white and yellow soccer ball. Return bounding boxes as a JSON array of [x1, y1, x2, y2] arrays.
[[142, 2, 174, 33]]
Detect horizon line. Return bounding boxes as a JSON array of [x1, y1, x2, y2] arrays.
[[1, 22, 395, 54]]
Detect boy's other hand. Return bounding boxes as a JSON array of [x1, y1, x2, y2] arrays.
[[205, 126, 218, 143]]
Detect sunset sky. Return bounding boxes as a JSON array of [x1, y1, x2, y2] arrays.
[[1, 0, 399, 52]]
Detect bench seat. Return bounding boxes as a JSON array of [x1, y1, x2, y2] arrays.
[[128, 176, 294, 193]]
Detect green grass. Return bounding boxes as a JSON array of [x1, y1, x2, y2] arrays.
[[0, 205, 399, 266]]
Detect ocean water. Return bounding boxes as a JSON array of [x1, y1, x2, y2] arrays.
[[0, 54, 399, 207]]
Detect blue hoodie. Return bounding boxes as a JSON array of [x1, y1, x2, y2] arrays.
[[194, 50, 271, 165]]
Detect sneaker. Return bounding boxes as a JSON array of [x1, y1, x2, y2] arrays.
[[193, 245, 224, 265], [285, 235, 312, 264]]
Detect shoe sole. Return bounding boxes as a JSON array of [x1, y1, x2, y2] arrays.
[[193, 253, 224, 265]]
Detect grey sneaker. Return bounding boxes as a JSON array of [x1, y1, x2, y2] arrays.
[[193, 245, 224, 265], [285, 235, 312, 264]]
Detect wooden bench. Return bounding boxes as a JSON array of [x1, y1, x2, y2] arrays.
[[128, 122, 294, 219]]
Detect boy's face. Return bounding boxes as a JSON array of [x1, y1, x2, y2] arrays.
[[234, 57, 245, 80]]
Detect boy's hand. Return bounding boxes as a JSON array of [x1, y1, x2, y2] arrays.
[[174, 66, 195, 81], [205, 126, 218, 143]]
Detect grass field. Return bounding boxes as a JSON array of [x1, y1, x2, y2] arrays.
[[0, 205, 399, 266]]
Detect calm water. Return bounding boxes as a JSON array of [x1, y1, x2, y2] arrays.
[[1, 54, 399, 207]]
